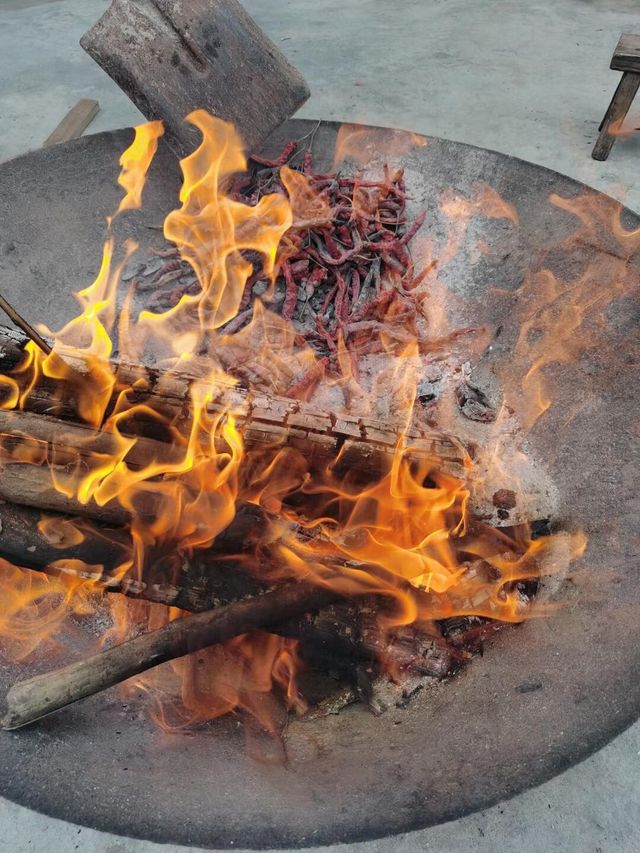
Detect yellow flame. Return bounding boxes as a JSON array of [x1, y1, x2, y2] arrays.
[[116, 121, 165, 215], [0, 113, 591, 733]]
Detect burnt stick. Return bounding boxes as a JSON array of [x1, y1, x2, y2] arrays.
[[0, 582, 337, 731], [0, 293, 51, 356]]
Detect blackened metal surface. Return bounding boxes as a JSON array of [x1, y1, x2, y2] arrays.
[[0, 121, 638, 849]]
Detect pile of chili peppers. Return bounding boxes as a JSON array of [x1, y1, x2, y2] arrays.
[[135, 141, 433, 379]]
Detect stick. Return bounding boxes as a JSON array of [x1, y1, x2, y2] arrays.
[[0, 582, 337, 730], [0, 294, 51, 356]]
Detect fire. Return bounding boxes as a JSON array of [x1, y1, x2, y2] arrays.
[[332, 123, 427, 169], [116, 120, 165, 214], [503, 192, 640, 430], [0, 112, 588, 737]]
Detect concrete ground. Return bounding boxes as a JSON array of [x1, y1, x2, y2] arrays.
[[0, 0, 639, 850]]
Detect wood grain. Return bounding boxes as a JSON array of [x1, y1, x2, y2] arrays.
[[80, 0, 310, 157]]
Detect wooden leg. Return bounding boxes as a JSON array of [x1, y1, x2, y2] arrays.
[[592, 72, 640, 161], [598, 76, 625, 131]]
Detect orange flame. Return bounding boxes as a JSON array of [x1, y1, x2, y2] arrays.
[[333, 124, 427, 169], [0, 113, 590, 736]]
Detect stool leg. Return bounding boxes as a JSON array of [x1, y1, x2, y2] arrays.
[[592, 72, 640, 161], [598, 76, 626, 130]]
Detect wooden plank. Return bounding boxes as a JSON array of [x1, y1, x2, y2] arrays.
[[611, 33, 640, 73], [80, 0, 310, 158], [43, 99, 100, 147]]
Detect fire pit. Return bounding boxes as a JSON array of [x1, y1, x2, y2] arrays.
[[0, 118, 638, 849]]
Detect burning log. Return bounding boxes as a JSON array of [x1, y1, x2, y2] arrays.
[[0, 326, 466, 461], [0, 500, 454, 707], [0, 409, 177, 524], [0, 582, 337, 731], [0, 500, 268, 612], [0, 325, 468, 524], [81, 0, 310, 158]]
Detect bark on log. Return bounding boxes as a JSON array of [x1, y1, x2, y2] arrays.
[[0, 325, 468, 520], [0, 496, 449, 623], [0, 582, 337, 730], [0, 500, 267, 612], [0, 500, 452, 692], [80, 0, 310, 158]]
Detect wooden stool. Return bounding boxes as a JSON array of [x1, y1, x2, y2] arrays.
[[592, 33, 640, 161]]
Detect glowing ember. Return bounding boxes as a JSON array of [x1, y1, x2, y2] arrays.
[[0, 112, 587, 735]]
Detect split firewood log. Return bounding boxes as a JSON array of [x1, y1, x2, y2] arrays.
[[0, 325, 468, 479], [81, 0, 310, 158]]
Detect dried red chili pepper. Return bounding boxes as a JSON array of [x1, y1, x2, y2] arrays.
[[286, 357, 328, 398], [281, 261, 298, 320], [138, 139, 432, 369], [249, 140, 298, 168]]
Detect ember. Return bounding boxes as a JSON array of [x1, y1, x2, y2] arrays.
[[0, 113, 585, 739]]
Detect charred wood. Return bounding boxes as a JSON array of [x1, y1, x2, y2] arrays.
[[0, 582, 337, 730], [0, 325, 468, 514]]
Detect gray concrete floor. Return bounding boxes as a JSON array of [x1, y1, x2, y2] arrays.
[[0, 0, 639, 850]]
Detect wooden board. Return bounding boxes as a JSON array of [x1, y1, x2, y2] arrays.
[[43, 100, 100, 147], [80, 0, 310, 158]]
